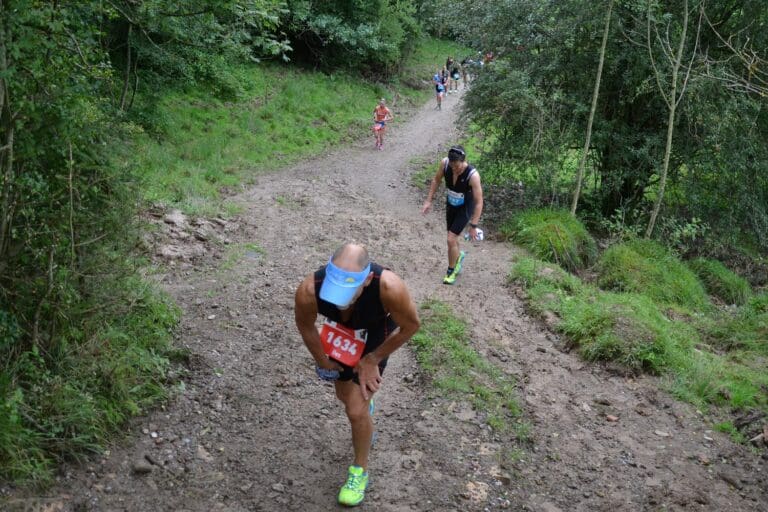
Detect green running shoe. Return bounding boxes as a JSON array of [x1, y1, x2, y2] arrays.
[[443, 270, 457, 285], [338, 465, 369, 506], [454, 251, 466, 275]]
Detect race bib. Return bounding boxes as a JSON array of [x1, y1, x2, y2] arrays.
[[446, 189, 465, 206], [319, 320, 367, 367]]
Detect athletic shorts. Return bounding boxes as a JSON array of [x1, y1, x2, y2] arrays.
[[446, 204, 471, 235], [334, 315, 397, 382]]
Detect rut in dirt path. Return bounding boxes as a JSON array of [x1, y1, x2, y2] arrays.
[[8, 88, 767, 512]]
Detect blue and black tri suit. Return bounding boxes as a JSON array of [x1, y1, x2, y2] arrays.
[[443, 159, 478, 235], [314, 262, 397, 382]]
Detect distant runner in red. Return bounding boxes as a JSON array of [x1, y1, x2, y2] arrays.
[[294, 243, 419, 507], [372, 98, 394, 150]]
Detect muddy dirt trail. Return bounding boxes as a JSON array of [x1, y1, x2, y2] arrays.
[[7, 91, 767, 512]]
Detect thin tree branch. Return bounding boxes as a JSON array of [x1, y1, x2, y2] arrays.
[[648, 0, 671, 108]]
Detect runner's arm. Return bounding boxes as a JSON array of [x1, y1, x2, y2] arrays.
[[469, 171, 484, 226], [294, 275, 342, 371], [355, 270, 420, 399], [421, 159, 445, 214]]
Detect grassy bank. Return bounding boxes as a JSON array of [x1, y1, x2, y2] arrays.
[[503, 208, 766, 441], [131, 37, 471, 216], [509, 255, 768, 436]]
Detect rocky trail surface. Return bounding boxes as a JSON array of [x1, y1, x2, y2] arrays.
[[5, 91, 766, 511]]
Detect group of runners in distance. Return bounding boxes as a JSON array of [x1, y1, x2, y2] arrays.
[[294, 53, 486, 507], [432, 52, 489, 110]]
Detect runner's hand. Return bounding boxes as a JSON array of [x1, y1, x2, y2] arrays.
[[421, 201, 432, 214], [354, 355, 382, 400]]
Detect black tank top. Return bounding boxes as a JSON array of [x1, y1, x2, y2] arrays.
[[314, 262, 388, 330], [443, 160, 476, 208]]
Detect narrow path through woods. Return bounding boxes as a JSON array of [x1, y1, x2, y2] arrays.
[[9, 91, 766, 512]]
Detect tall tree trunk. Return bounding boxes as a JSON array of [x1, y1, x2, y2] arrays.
[[119, 24, 132, 111], [571, 0, 613, 215], [645, 0, 699, 238], [0, 7, 15, 273]]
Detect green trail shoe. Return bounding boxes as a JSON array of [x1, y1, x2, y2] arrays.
[[338, 465, 369, 506], [443, 270, 457, 285], [454, 251, 466, 275]]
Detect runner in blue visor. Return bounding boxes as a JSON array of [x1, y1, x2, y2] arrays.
[[295, 243, 420, 507]]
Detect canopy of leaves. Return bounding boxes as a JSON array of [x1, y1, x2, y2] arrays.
[[283, 0, 420, 73]]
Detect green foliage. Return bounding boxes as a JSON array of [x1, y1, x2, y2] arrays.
[[420, 0, 768, 255], [412, 300, 525, 439], [597, 240, 709, 310], [689, 258, 752, 306], [0, 280, 181, 483], [509, 257, 768, 416], [284, 0, 421, 73], [501, 208, 597, 271], [111, 1, 290, 100], [0, 2, 209, 483]]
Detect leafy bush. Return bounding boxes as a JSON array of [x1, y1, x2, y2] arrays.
[[284, 0, 420, 73], [501, 208, 597, 271], [689, 258, 752, 305], [597, 240, 709, 310]]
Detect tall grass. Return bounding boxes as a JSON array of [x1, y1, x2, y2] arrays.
[[1, 278, 182, 483], [596, 239, 710, 311], [688, 258, 752, 305], [501, 208, 597, 271]]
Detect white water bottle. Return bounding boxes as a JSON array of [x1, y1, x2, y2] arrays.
[[464, 228, 484, 241]]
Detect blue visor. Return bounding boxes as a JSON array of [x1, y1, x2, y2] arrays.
[[319, 259, 371, 307]]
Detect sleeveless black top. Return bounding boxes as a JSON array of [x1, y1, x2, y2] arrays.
[[443, 160, 476, 209], [313, 262, 388, 330]]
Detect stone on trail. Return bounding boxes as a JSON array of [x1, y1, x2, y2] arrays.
[[131, 460, 153, 475], [163, 209, 187, 227], [196, 445, 214, 462]]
